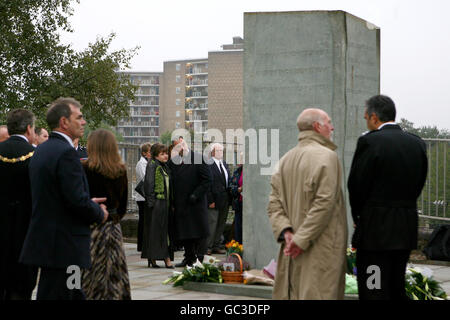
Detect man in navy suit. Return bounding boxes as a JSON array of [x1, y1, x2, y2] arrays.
[[0, 109, 38, 300], [206, 143, 231, 254], [20, 97, 109, 300], [348, 95, 427, 300]]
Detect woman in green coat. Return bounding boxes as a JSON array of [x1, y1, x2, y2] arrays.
[[141, 143, 174, 268]]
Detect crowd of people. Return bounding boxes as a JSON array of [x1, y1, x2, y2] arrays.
[[0, 94, 428, 301], [0, 96, 243, 300], [135, 139, 244, 269]]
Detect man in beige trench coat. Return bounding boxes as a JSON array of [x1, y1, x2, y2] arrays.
[[268, 108, 348, 300]]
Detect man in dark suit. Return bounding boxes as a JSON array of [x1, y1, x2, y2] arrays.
[[0, 109, 38, 300], [20, 97, 109, 300], [348, 95, 428, 300], [169, 138, 212, 267], [206, 143, 231, 254]]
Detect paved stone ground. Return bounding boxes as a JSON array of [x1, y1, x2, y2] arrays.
[[32, 242, 450, 300]]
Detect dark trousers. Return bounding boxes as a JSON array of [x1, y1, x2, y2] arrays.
[[233, 202, 243, 244], [137, 201, 145, 252], [207, 205, 229, 250], [183, 238, 208, 263], [37, 267, 86, 300], [356, 249, 411, 300]]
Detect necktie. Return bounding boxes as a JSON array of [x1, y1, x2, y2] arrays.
[[219, 162, 227, 187]]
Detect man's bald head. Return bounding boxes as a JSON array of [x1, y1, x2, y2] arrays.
[[297, 108, 334, 140], [296, 108, 327, 131], [0, 125, 9, 142]]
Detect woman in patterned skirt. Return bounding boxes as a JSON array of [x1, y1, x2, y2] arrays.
[[81, 129, 131, 300]]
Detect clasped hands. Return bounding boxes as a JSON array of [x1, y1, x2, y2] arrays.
[[283, 230, 304, 259]]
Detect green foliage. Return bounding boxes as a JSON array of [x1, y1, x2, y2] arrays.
[[405, 268, 448, 300], [0, 0, 138, 131], [160, 131, 173, 146], [82, 122, 124, 145], [399, 118, 450, 139], [163, 259, 223, 287]]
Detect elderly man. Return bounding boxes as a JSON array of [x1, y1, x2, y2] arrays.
[[206, 143, 231, 254], [0, 110, 38, 300], [348, 95, 427, 300], [0, 125, 9, 142], [268, 108, 347, 300]]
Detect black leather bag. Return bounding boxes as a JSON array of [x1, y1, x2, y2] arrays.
[[135, 180, 145, 198], [423, 224, 450, 261]]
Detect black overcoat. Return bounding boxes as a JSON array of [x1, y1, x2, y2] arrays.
[[168, 150, 212, 241], [141, 160, 173, 260], [0, 136, 37, 294], [348, 125, 428, 250]]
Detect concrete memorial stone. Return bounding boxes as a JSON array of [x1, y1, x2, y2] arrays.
[[243, 11, 380, 268]]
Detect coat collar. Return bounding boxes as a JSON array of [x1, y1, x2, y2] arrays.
[[298, 130, 337, 151]]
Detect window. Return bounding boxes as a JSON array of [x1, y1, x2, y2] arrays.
[[175, 122, 181, 128], [176, 87, 181, 94], [176, 75, 181, 83], [176, 99, 181, 106], [176, 111, 180, 117], [176, 64, 181, 71]]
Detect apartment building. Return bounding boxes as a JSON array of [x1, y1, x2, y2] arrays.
[[117, 37, 244, 144], [160, 58, 209, 136], [116, 71, 161, 145]]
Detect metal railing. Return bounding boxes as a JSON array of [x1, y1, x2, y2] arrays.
[[418, 138, 450, 229], [118, 143, 141, 214]]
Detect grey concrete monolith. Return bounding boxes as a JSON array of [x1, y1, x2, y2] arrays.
[[243, 11, 380, 269]]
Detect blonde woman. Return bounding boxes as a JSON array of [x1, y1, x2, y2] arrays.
[[81, 129, 131, 300]]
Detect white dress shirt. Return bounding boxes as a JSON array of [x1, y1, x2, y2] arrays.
[[53, 131, 75, 148], [135, 156, 148, 202]]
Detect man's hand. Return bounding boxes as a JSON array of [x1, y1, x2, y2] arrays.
[[209, 202, 216, 209], [100, 204, 109, 223], [283, 230, 304, 258], [238, 187, 242, 193], [92, 197, 107, 204]]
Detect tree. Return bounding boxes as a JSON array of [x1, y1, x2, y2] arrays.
[[160, 131, 173, 146], [399, 118, 450, 139], [0, 0, 138, 129]]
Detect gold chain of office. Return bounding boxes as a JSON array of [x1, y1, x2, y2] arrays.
[[0, 151, 34, 163]]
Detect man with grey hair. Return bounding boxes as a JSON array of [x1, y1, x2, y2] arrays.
[[268, 108, 347, 299], [20, 97, 108, 300], [0, 109, 38, 300], [206, 143, 231, 254], [0, 125, 9, 142]]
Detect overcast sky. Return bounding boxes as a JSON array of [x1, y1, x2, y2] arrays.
[[61, 0, 450, 128]]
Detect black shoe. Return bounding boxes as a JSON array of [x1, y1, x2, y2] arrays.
[[175, 259, 192, 268], [148, 260, 160, 268]]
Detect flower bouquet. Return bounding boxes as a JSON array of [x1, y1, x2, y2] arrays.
[[225, 240, 243, 256], [405, 266, 448, 300], [163, 256, 222, 287]]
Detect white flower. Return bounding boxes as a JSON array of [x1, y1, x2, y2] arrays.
[[203, 255, 218, 265], [421, 267, 433, 279], [193, 259, 204, 269]]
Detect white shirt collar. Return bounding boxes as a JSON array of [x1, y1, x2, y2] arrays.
[[12, 134, 29, 143], [378, 122, 397, 130], [53, 131, 75, 148]]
